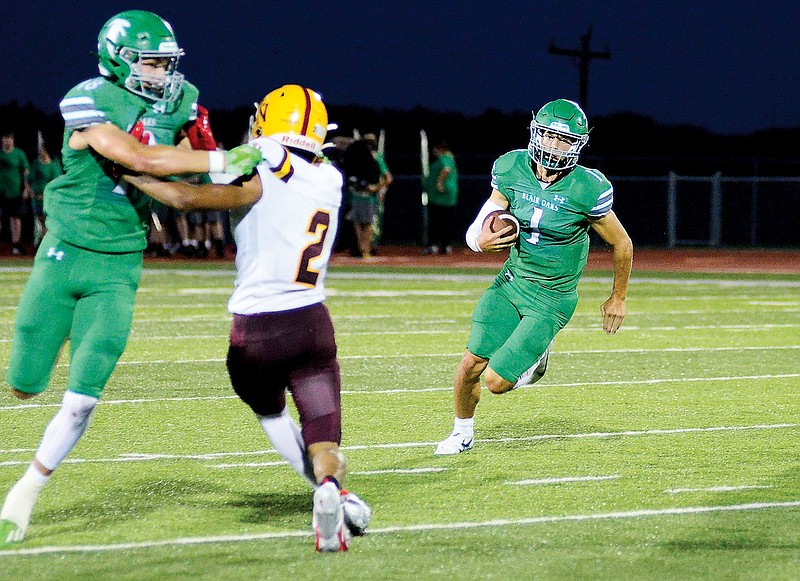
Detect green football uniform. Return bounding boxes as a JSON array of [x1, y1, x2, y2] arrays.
[[45, 76, 198, 253], [494, 149, 613, 292], [7, 76, 198, 397], [467, 149, 614, 383]]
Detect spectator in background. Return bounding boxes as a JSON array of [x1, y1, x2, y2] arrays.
[[184, 105, 227, 259], [362, 133, 393, 252], [0, 131, 33, 255], [188, 207, 226, 258], [28, 140, 63, 248], [342, 138, 381, 259], [422, 140, 459, 255]]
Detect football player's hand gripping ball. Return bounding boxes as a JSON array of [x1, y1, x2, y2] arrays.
[[478, 210, 520, 252]]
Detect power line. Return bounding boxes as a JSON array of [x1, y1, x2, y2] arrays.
[[548, 26, 611, 113]]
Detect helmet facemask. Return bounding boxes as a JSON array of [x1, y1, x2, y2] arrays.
[[115, 45, 184, 103], [528, 121, 588, 171], [527, 99, 590, 171]]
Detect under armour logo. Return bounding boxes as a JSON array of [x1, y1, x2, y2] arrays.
[[46, 247, 65, 261], [503, 269, 515, 282], [553, 194, 566, 204]]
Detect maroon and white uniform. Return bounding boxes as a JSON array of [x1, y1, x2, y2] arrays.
[[225, 137, 344, 445], [228, 137, 342, 314]]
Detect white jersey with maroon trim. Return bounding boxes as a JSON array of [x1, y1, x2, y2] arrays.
[[228, 137, 343, 314]]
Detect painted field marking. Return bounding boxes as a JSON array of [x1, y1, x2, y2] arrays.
[[350, 467, 449, 475], [0, 424, 796, 467], [507, 474, 620, 486], [1, 371, 799, 413], [4, 264, 800, 287], [665, 485, 774, 494], [1, 500, 798, 556], [210, 461, 286, 469]]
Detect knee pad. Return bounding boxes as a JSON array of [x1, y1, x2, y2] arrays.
[[61, 391, 99, 426]]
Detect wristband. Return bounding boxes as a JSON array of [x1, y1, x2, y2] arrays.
[[467, 232, 483, 253], [208, 150, 226, 173]]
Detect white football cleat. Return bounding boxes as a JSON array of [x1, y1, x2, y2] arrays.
[[313, 482, 349, 552], [341, 490, 372, 536], [434, 431, 474, 455]]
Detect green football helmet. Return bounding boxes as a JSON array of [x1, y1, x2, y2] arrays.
[[96, 10, 184, 103], [528, 99, 589, 170]]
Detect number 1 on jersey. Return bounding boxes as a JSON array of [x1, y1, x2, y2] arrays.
[[295, 210, 331, 287], [523, 207, 544, 245]]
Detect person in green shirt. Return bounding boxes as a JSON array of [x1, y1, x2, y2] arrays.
[[422, 141, 459, 255], [363, 133, 393, 250], [435, 99, 633, 455], [0, 10, 261, 548], [0, 131, 33, 255], [28, 141, 63, 248]]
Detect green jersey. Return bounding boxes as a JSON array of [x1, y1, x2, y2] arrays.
[[491, 149, 614, 292], [0, 147, 30, 200], [424, 152, 459, 207], [45, 77, 198, 252], [29, 158, 63, 200]]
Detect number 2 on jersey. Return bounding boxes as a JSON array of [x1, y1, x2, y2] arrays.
[[295, 210, 331, 287]]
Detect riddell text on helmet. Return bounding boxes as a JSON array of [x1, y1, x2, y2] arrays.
[[279, 135, 317, 149]]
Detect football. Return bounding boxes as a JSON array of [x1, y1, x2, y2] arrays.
[[483, 210, 520, 239], [341, 491, 372, 536]]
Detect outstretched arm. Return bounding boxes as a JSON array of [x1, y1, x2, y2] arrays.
[[68, 123, 258, 177], [124, 172, 263, 211], [590, 210, 633, 334]]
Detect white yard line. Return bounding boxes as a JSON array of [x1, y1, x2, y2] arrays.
[[1, 423, 796, 467], [508, 475, 620, 486], [665, 485, 774, 494], [1, 500, 797, 556], [346, 467, 449, 475], [1, 372, 798, 414]]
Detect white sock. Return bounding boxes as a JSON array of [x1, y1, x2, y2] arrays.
[[258, 410, 316, 488], [453, 416, 474, 437], [1, 465, 50, 532], [35, 391, 98, 470]]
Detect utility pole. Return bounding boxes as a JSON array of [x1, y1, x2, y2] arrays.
[[548, 26, 611, 112]]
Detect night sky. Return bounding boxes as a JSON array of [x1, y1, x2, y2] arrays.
[[2, 0, 798, 135]]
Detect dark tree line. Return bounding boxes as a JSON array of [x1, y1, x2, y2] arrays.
[[4, 99, 800, 177]]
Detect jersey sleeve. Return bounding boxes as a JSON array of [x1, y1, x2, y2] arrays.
[[251, 137, 294, 182], [60, 78, 145, 132], [490, 150, 522, 204], [584, 168, 614, 218], [60, 93, 109, 130]]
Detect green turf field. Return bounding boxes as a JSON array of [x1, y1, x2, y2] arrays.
[[0, 260, 798, 580]]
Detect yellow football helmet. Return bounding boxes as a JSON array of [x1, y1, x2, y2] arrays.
[[251, 85, 328, 156]]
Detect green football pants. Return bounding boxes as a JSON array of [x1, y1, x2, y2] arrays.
[[466, 269, 578, 383], [6, 233, 142, 398]]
